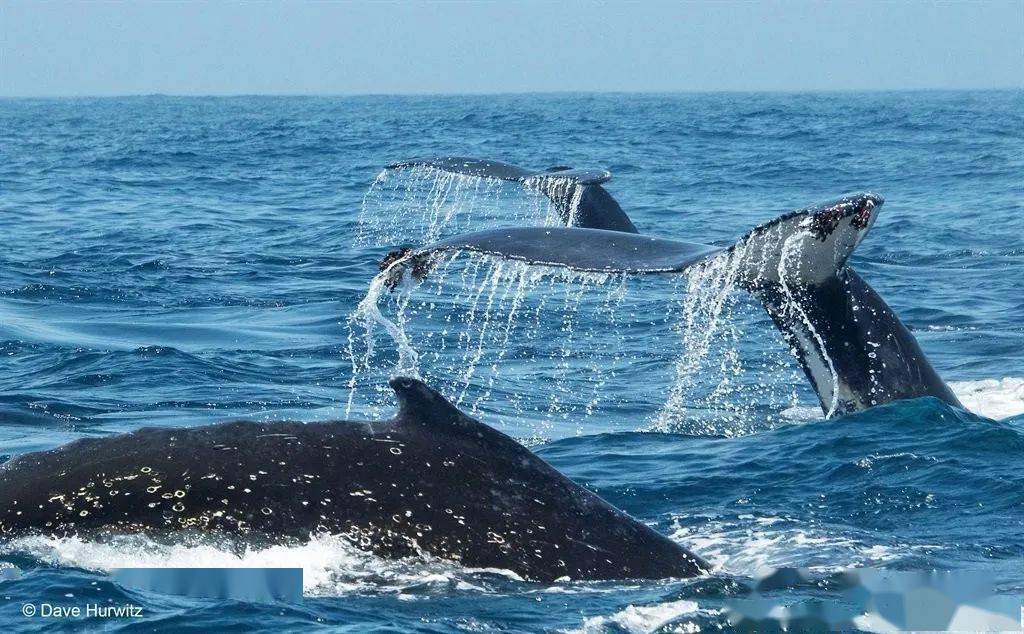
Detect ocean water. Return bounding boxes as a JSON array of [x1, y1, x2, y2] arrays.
[[0, 92, 1022, 632]]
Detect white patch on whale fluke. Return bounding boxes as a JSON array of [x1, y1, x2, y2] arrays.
[[949, 377, 1024, 420], [1, 533, 523, 597], [775, 228, 842, 418]]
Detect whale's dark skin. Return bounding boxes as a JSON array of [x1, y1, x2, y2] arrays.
[[387, 157, 638, 232], [0, 377, 708, 582], [755, 268, 961, 415], [383, 156, 963, 417]]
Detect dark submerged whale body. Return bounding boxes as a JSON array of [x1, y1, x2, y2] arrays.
[[0, 377, 708, 582], [385, 157, 962, 417]]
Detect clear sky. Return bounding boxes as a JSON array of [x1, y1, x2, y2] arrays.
[[1, 1, 1021, 97]]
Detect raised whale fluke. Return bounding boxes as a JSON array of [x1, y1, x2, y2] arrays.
[[382, 188, 961, 417], [386, 156, 638, 233], [401, 227, 721, 274], [391, 193, 882, 283], [729, 193, 961, 414], [754, 267, 962, 416]]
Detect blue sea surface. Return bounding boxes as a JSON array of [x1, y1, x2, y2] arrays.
[[0, 92, 1022, 632]]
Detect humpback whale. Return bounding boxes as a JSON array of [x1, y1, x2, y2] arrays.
[[384, 158, 961, 417], [387, 157, 637, 233], [0, 377, 708, 582]]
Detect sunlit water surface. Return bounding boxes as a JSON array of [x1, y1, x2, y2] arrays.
[[1, 92, 1022, 632]]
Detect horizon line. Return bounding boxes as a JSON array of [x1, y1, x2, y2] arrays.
[[1, 86, 1022, 100]]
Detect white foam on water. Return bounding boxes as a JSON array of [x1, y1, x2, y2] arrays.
[[949, 377, 1024, 420], [780, 404, 822, 422], [567, 599, 704, 634], [1, 533, 522, 597], [671, 516, 941, 576]]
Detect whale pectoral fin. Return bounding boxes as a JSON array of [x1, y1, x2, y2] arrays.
[[385, 157, 638, 233], [731, 193, 961, 416]]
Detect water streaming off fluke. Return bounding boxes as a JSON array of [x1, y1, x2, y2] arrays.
[[345, 248, 804, 439]]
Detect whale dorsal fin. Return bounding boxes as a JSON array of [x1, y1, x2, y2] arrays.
[[389, 376, 480, 432]]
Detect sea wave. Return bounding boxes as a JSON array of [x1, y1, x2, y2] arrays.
[[950, 377, 1024, 420]]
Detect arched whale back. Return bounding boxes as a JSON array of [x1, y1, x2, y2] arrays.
[[0, 378, 708, 582]]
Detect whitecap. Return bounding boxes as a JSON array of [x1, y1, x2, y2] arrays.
[[1, 533, 522, 597], [949, 377, 1024, 419], [567, 599, 703, 634]]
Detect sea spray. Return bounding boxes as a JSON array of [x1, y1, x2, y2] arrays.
[[351, 172, 814, 434], [645, 224, 829, 434], [345, 256, 423, 418], [3, 533, 523, 597], [651, 248, 748, 434], [343, 246, 806, 438], [344, 251, 634, 435], [356, 166, 588, 248], [521, 174, 586, 226]]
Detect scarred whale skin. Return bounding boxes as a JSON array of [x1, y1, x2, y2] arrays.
[[0, 377, 708, 582]]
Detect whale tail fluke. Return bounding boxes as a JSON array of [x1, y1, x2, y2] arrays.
[[755, 268, 962, 416], [723, 193, 961, 415], [388, 193, 884, 281], [386, 156, 638, 233], [729, 193, 882, 289], [383, 191, 959, 417]]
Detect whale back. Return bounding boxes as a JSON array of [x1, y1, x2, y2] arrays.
[[0, 378, 708, 581]]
